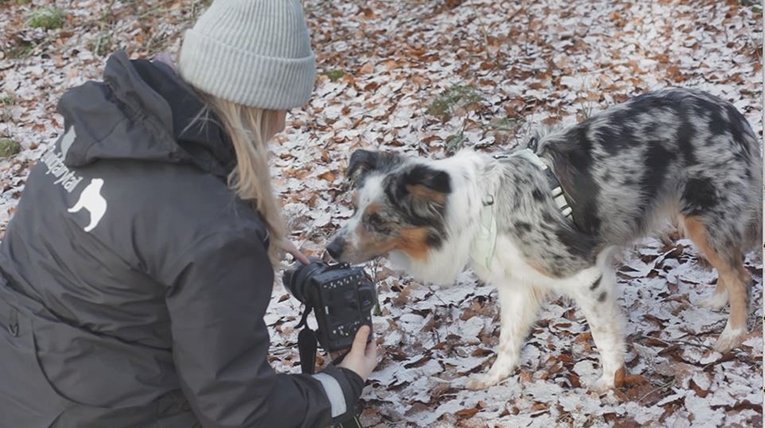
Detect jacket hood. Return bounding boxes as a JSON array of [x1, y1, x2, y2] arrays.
[[57, 50, 235, 178]]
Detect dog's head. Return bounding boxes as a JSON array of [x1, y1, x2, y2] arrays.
[[327, 149, 452, 264]]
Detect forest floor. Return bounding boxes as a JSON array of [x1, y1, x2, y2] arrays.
[[1, 0, 762, 426]]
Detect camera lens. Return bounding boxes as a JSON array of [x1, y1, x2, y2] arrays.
[[282, 266, 306, 303], [282, 269, 298, 300], [282, 260, 325, 304]]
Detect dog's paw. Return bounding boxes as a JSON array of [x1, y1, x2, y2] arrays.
[[713, 325, 745, 353], [590, 376, 615, 394], [465, 375, 495, 390], [589, 367, 626, 394], [465, 371, 511, 390], [464, 358, 518, 390], [699, 291, 728, 310]]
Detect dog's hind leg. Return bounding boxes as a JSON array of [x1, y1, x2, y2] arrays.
[[570, 265, 625, 392], [699, 277, 729, 310], [466, 283, 542, 390], [682, 215, 750, 353], [683, 216, 731, 311]]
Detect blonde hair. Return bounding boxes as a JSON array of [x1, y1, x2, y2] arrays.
[[202, 96, 286, 266]]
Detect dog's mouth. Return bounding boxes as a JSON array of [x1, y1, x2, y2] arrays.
[[327, 234, 396, 265], [330, 247, 389, 265], [329, 252, 356, 264]]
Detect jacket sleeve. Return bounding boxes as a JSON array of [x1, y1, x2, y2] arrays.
[[164, 229, 364, 428]]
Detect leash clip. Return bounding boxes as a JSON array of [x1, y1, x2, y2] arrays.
[[528, 136, 539, 152]]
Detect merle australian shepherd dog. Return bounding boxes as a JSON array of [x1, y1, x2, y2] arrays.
[[327, 88, 762, 391]]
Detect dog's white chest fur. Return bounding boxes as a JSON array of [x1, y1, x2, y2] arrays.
[[475, 236, 603, 293], [461, 234, 625, 391]]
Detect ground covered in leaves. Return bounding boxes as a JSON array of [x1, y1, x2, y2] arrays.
[[1, 0, 763, 426]]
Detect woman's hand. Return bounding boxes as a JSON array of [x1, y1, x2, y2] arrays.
[[338, 326, 377, 382], [281, 240, 310, 264]]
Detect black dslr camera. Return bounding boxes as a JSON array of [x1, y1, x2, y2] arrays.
[[283, 260, 377, 352]]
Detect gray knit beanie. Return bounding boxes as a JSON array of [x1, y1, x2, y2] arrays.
[[178, 0, 316, 110]]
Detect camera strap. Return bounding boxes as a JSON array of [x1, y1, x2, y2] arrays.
[[297, 306, 318, 375], [296, 307, 365, 428], [298, 328, 318, 375]]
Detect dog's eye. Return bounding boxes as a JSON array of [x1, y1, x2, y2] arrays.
[[365, 213, 383, 228]]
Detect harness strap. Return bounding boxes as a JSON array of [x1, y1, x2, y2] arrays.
[[493, 149, 573, 220], [473, 146, 576, 271]]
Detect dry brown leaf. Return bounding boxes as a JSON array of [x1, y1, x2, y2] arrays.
[[358, 62, 374, 74]]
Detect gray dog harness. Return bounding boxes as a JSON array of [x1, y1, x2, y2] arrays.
[[499, 149, 573, 219], [474, 147, 574, 271]]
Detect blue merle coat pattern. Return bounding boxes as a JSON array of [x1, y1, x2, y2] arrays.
[[328, 88, 762, 390]]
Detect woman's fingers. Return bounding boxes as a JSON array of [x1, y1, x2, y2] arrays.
[[350, 325, 370, 355], [282, 240, 310, 264]]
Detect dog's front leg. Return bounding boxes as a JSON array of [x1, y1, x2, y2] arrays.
[[466, 283, 541, 390], [570, 268, 625, 392]]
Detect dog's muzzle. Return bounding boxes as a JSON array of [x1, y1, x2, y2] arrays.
[[326, 236, 345, 260]]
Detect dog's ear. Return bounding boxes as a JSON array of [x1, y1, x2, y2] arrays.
[[392, 164, 452, 218], [347, 149, 402, 187], [348, 150, 379, 185], [402, 164, 451, 195]]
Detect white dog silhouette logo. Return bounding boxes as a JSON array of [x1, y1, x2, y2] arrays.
[[68, 178, 107, 232]]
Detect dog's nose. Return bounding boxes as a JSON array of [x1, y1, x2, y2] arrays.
[[326, 236, 345, 260]]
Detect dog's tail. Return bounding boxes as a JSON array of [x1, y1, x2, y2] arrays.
[[731, 110, 763, 255], [745, 188, 762, 254], [744, 136, 763, 255]]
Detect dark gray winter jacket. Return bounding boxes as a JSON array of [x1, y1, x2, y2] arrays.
[[0, 51, 362, 428]]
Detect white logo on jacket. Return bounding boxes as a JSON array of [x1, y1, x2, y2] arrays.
[[41, 126, 83, 193], [68, 178, 107, 232]]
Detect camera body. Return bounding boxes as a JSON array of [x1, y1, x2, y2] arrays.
[[283, 261, 376, 352]]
